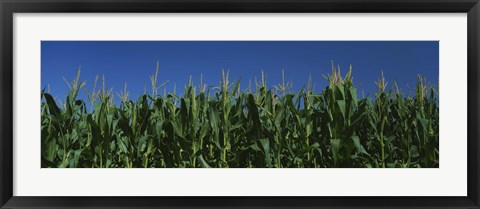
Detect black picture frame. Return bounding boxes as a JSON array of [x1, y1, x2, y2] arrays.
[[1, 0, 479, 208]]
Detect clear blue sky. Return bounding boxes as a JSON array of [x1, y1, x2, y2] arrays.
[[41, 41, 438, 102]]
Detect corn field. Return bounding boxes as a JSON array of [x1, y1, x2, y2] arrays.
[[41, 63, 439, 168]]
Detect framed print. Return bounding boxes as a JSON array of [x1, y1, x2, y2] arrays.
[[1, 0, 479, 208]]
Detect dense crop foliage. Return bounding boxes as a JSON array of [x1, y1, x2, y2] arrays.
[[41, 63, 439, 168]]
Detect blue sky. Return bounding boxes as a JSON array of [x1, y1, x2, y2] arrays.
[[41, 41, 438, 103]]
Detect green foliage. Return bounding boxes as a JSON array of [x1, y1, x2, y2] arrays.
[[41, 64, 439, 168]]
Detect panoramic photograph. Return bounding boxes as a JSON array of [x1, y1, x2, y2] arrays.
[[41, 41, 439, 168]]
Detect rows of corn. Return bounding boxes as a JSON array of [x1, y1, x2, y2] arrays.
[[41, 63, 439, 168]]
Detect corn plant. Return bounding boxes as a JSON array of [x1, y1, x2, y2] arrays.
[[41, 63, 439, 168]]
